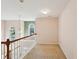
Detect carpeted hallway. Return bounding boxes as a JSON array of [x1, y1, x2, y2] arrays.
[[23, 44, 66, 59]]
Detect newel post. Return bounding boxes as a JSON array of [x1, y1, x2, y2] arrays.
[[6, 39, 10, 59]]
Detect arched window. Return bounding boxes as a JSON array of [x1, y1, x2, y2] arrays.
[[28, 23, 35, 35], [9, 26, 15, 40]]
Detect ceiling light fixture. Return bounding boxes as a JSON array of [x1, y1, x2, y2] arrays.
[[41, 9, 50, 15], [19, 0, 24, 3], [42, 11, 48, 14]]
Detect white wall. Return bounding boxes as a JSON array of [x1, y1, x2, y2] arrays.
[[36, 16, 58, 44], [20, 21, 24, 37], [1, 20, 6, 41], [59, 0, 77, 59]]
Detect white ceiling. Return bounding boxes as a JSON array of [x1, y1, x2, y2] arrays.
[[1, 0, 69, 21]]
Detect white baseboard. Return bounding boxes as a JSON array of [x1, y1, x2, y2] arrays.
[[38, 42, 58, 45]]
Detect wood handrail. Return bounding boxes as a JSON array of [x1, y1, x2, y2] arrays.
[[10, 33, 37, 43], [1, 42, 6, 44], [1, 33, 37, 44], [1, 33, 37, 59]]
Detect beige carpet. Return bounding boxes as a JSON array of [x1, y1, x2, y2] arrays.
[[23, 44, 66, 59]]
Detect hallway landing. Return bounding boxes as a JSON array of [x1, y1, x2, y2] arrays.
[[23, 44, 66, 59]]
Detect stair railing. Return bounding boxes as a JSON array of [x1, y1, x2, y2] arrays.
[[1, 33, 37, 59]]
